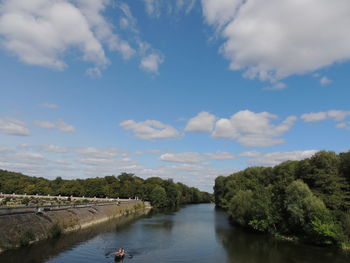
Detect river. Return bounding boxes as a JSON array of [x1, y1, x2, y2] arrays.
[[0, 204, 349, 263]]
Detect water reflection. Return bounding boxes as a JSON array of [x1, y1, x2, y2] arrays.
[[0, 211, 148, 263], [0, 204, 348, 263], [214, 207, 349, 263]]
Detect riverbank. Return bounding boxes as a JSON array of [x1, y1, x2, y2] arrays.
[[272, 233, 350, 251], [0, 200, 151, 253]]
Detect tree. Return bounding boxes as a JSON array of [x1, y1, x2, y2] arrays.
[[339, 151, 350, 182], [284, 180, 342, 245], [214, 150, 350, 248], [228, 190, 255, 226], [149, 185, 167, 208]]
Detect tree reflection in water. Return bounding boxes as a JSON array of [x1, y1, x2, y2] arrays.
[[214, 207, 349, 263], [0, 211, 148, 263]]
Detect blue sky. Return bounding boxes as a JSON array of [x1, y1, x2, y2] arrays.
[[0, 0, 350, 192]]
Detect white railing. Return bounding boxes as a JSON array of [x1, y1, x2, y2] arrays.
[[0, 193, 138, 202], [0, 199, 140, 216]]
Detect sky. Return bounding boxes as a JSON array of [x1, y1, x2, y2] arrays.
[[0, 0, 350, 192]]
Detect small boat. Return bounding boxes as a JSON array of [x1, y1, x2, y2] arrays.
[[114, 252, 125, 261]]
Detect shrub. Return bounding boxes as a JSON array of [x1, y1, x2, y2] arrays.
[[49, 223, 62, 238], [19, 230, 35, 246]]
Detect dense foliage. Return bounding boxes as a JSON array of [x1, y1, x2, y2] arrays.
[[0, 171, 212, 208], [214, 151, 350, 248]]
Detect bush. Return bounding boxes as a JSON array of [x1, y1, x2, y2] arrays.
[[19, 230, 35, 246], [21, 197, 30, 206], [49, 223, 62, 238]]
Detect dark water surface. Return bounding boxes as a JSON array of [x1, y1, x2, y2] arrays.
[[1, 204, 349, 263]]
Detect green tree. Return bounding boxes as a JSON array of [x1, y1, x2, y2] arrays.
[[284, 180, 341, 245], [149, 185, 167, 208]]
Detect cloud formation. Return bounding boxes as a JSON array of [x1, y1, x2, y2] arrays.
[[41, 145, 68, 153], [0, 116, 30, 136], [139, 53, 164, 74], [185, 111, 216, 133], [212, 110, 296, 147], [159, 152, 204, 163], [0, 0, 111, 70], [35, 119, 76, 132], [77, 147, 126, 159], [301, 110, 350, 129], [250, 150, 318, 166], [120, 120, 180, 140], [202, 0, 350, 82], [0, 0, 163, 75], [204, 151, 236, 160], [320, 76, 332, 86], [143, 0, 197, 18], [301, 110, 350, 122], [40, 103, 58, 109]]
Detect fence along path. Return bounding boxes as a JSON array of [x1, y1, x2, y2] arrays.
[[0, 193, 139, 216]]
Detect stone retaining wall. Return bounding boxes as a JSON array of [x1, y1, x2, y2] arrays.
[[0, 201, 149, 253]]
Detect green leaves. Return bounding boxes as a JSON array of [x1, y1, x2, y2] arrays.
[[149, 185, 168, 208], [0, 170, 212, 209], [214, 150, 350, 247]]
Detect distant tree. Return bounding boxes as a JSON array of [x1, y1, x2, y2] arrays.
[[149, 185, 167, 208], [0, 170, 212, 208]]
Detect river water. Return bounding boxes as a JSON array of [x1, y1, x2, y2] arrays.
[[0, 204, 349, 263]]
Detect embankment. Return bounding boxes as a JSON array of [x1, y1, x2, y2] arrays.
[[0, 201, 151, 253]]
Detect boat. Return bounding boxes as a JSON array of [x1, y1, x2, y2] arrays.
[[114, 252, 125, 261]]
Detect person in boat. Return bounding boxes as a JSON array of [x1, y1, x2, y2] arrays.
[[116, 248, 125, 257]]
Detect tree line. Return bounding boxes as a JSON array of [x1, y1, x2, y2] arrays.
[[214, 151, 350, 248], [0, 170, 212, 208]]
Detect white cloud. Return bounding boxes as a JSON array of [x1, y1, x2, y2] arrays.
[[159, 152, 204, 163], [176, 0, 197, 14], [77, 147, 125, 159], [139, 53, 164, 74], [301, 110, 350, 123], [123, 162, 233, 191], [264, 82, 287, 91], [0, 0, 137, 73], [86, 67, 102, 78], [0, 0, 108, 69], [41, 102, 58, 109], [35, 119, 76, 132], [204, 151, 236, 160], [76, 0, 135, 59], [19, 144, 69, 153], [0, 116, 30, 136], [143, 0, 161, 17], [249, 150, 318, 166], [202, 0, 350, 82], [320, 76, 332, 86], [147, 149, 164, 154], [202, 0, 241, 27], [212, 110, 296, 147], [0, 145, 13, 153], [77, 157, 136, 167], [118, 2, 138, 33], [238, 151, 262, 157], [116, 2, 164, 75], [0, 151, 46, 166], [0, 143, 239, 192], [185, 111, 216, 132], [143, 0, 196, 17], [120, 120, 180, 140], [14, 152, 45, 164], [336, 122, 350, 130], [159, 150, 238, 163], [41, 145, 68, 153]]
